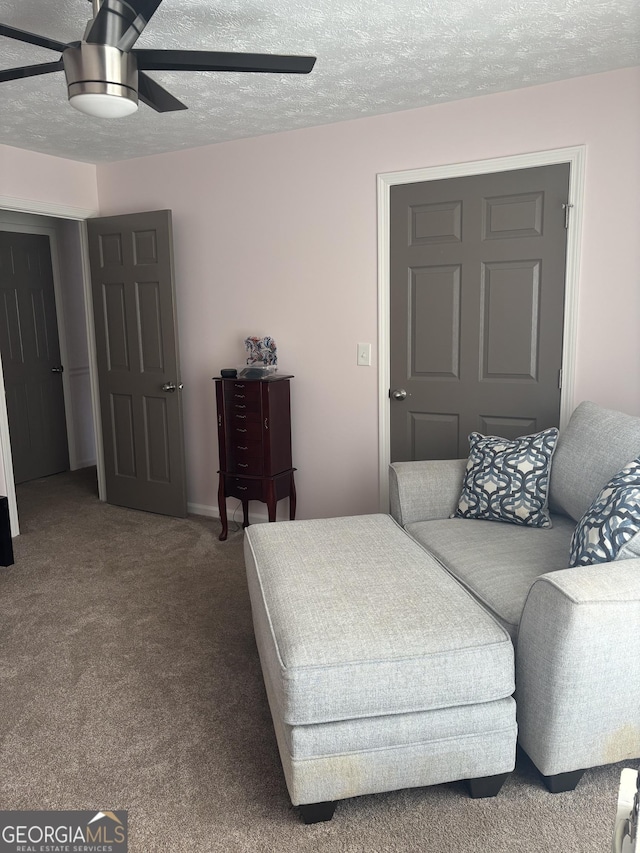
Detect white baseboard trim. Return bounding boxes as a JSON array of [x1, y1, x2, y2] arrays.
[[71, 458, 97, 471], [187, 501, 219, 519], [187, 500, 274, 524]]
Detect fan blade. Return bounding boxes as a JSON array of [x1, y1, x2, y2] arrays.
[[85, 0, 163, 50], [0, 59, 64, 84], [134, 49, 316, 74], [138, 72, 187, 112], [0, 23, 68, 53]]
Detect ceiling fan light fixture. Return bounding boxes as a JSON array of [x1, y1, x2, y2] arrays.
[[70, 88, 138, 118]]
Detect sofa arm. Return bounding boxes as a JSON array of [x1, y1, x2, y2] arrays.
[[516, 560, 640, 778], [389, 459, 466, 527]]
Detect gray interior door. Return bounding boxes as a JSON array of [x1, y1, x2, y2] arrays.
[[87, 210, 187, 517], [0, 231, 69, 484], [390, 163, 570, 462]]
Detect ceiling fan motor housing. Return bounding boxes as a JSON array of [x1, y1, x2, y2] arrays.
[[62, 42, 138, 107]]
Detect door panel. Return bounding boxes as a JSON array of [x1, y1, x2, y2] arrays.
[[481, 260, 540, 379], [111, 393, 136, 477], [479, 415, 537, 441], [411, 411, 459, 461], [143, 395, 171, 483], [390, 164, 570, 462], [137, 281, 164, 372], [411, 265, 461, 377], [0, 231, 69, 484], [87, 210, 186, 517]]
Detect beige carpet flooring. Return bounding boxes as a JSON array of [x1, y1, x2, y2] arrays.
[[0, 468, 630, 851]]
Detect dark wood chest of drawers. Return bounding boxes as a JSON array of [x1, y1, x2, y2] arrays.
[[215, 375, 296, 540]]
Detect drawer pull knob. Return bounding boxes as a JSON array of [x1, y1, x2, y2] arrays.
[[236, 404, 246, 409], [235, 394, 245, 398], [237, 428, 247, 433], [236, 384, 245, 388], [237, 486, 248, 491], [238, 463, 248, 468], [237, 446, 248, 450], [236, 414, 246, 419]]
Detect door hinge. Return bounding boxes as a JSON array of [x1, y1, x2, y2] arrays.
[[561, 202, 574, 229], [558, 368, 563, 390]]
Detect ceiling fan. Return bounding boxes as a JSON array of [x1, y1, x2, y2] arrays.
[[0, 0, 316, 118]]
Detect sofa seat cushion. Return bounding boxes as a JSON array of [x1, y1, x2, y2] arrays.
[[405, 514, 576, 638], [244, 514, 514, 726], [550, 401, 640, 522]]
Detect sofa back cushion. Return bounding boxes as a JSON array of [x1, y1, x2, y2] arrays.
[[550, 401, 640, 521]]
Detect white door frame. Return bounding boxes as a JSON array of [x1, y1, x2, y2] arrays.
[[0, 195, 103, 536], [376, 145, 586, 511]]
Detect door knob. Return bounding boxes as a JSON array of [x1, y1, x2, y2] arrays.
[[390, 388, 407, 400], [51, 366, 64, 373], [161, 382, 183, 393]]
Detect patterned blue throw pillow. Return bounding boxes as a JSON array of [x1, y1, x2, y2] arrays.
[[569, 457, 640, 566], [454, 428, 559, 528]]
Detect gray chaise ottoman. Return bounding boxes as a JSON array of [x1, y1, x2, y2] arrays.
[[244, 514, 517, 823]]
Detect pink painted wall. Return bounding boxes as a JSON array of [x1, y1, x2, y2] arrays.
[[0, 144, 98, 212], [96, 67, 640, 520]]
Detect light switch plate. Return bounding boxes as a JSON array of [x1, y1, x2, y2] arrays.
[[357, 342, 371, 366]]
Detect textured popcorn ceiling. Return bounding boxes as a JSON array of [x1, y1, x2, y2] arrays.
[[1, 0, 639, 163]]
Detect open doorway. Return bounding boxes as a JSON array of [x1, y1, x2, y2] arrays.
[[0, 209, 99, 532]]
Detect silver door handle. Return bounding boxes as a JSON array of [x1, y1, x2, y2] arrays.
[[51, 366, 64, 373], [161, 382, 183, 392], [390, 388, 407, 400]]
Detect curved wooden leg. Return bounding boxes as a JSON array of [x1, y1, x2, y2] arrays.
[[266, 480, 277, 522], [242, 500, 250, 529], [289, 472, 297, 520], [217, 475, 228, 541]]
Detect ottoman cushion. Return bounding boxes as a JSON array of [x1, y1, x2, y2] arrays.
[[244, 514, 514, 726]]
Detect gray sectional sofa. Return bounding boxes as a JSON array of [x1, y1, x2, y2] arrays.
[[390, 400, 640, 791], [244, 401, 640, 822]]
